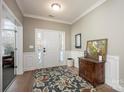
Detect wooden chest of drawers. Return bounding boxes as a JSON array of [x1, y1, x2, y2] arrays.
[[79, 58, 105, 87]]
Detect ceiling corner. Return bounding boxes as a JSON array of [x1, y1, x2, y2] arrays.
[[16, 0, 24, 15], [71, 0, 107, 24]]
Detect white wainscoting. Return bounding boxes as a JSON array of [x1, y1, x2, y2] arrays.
[[64, 51, 71, 64], [23, 51, 123, 91], [105, 55, 119, 89], [24, 51, 70, 71], [23, 52, 37, 71], [105, 55, 124, 91], [70, 51, 84, 68]]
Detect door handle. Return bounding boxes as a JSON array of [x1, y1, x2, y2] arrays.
[[43, 48, 46, 53]]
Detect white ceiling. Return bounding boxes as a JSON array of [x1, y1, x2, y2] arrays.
[[16, 0, 106, 24]]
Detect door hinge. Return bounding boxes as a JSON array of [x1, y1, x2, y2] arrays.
[[15, 30, 17, 33], [14, 66, 18, 68]]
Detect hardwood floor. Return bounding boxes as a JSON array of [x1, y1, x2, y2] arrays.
[[6, 67, 117, 92], [6, 71, 33, 92]]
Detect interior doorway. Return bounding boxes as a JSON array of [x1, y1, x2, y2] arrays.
[[0, 2, 23, 92], [35, 29, 65, 68], [1, 4, 17, 91]]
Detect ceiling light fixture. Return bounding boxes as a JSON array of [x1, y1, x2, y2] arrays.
[[51, 3, 61, 11]]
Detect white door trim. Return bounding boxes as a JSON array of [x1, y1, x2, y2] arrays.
[[0, 0, 3, 91], [16, 26, 23, 75], [2, 1, 23, 75], [2, 1, 22, 26]]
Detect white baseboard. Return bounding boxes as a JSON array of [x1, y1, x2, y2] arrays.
[[117, 85, 124, 92], [113, 85, 124, 92]]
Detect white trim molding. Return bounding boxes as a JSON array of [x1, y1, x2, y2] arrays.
[[23, 52, 37, 71], [15, 0, 24, 14], [16, 26, 23, 75], [2, 1, 22, 26], [0, 0, 3, 91], [2, 1, 24, 75], [117, 86, 124, 92], [72, 0, 107, 24], [105, 55, 124, 92], [23, 51, 69, 71], [16, 0, 107, 25], [24, 14, 72, 25], [105, 55, 120, 91], [70, 51, 83, 68]]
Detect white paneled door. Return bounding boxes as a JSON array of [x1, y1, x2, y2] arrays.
[[35, 29, 65, 68]]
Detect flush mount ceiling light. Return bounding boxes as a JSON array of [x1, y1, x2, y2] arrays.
[[51, 3, 61, 11]]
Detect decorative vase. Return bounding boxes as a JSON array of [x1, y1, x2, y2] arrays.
[[99, 55, 103, 62]]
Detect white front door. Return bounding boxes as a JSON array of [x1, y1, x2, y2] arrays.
[[35, 29, 65, 68]]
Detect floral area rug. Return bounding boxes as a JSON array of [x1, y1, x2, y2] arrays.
[[33, 66, 94, 92]]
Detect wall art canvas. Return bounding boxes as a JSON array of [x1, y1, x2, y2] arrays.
[[86, 39, 108, 61]]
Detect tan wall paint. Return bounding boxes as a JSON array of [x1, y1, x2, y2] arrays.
[[4, 0, 23, 24], [71, 0, 124, 87], [23, 17, 71, 52]]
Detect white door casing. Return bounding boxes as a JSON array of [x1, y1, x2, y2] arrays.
[[0, 0, 3, 91], [35, 29, 65, 68], [2, 2, 23, 75], [16, 26, 23, 74]]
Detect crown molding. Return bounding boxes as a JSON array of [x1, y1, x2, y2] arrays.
[[72, 0, 107, 24], [16, 0, 71, 24], [3, 1, 22, 26], [16, 0, 24, 14], [24, 14, 72, 25], [16, 0, 107, 25]]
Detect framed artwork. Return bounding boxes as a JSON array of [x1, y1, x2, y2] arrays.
[[75, 33, 81, 48], [86, 39, 108, 61]]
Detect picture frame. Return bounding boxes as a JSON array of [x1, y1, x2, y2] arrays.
[[86, 39, 108, 61], [75, 33, 82, 48]]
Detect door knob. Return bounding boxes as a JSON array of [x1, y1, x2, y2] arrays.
[[43, 48, 46, 53]]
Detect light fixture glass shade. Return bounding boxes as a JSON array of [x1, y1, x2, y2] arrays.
[[51, 3, 61, 11]]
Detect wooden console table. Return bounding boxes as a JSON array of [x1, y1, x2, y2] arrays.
[[79, 57, 105, 87]]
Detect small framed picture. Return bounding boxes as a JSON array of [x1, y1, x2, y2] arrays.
[[75, 33, 82, 48]]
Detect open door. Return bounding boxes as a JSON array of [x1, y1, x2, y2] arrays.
[[1, 4, 17, 91]]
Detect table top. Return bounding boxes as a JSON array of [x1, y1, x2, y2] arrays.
[[79, 57, 105, 63]]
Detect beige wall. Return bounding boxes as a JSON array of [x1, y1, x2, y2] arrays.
[[71, 0, 124, 87], [4, 0, 23, 24], [23, 17, 71, 52]]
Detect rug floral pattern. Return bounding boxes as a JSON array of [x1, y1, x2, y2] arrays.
[[33, 66, 94, 92]]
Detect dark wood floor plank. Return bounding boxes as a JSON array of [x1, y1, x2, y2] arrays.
[[7, 71, 33, 92]]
